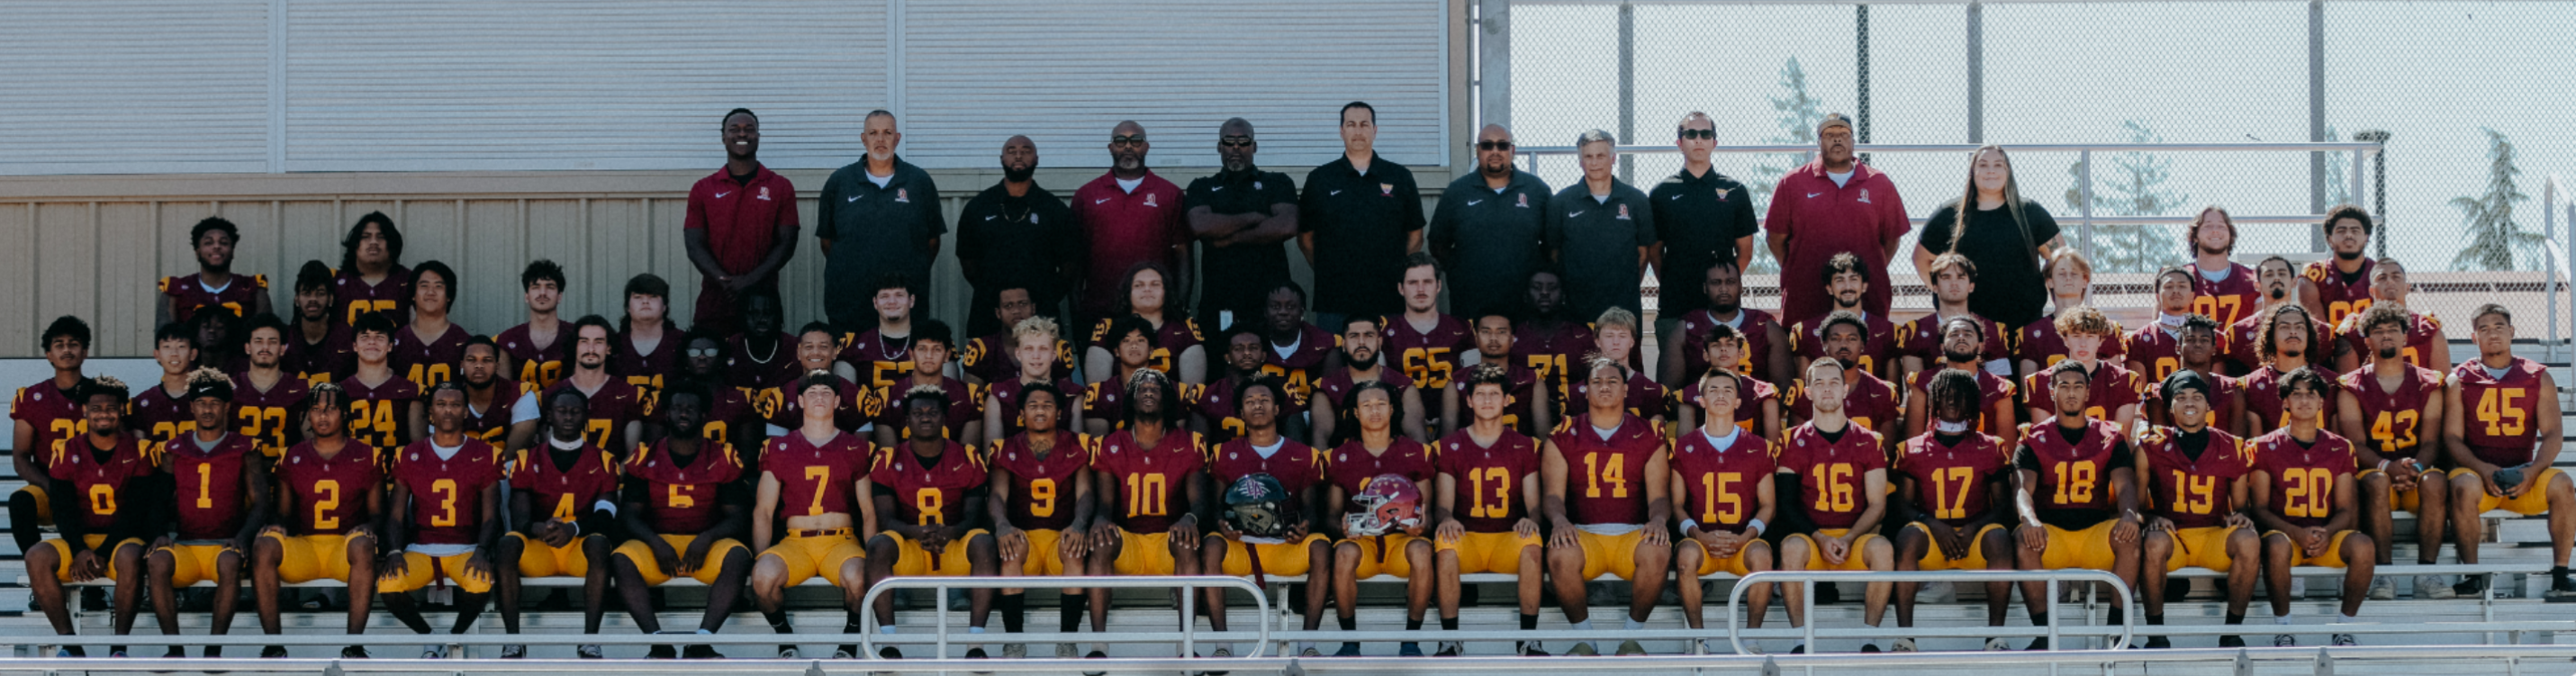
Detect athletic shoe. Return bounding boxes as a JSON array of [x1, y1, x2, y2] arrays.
[[2219, 635, 2246, 648], [1984, 638, 2011, 652], [1436, 643, 1461, 657], [500, 644, 526, 660], [55, 647, 84, 659], [776, 646, 800, 659], [1398, 642, 1423, 656], [1565, 642, 1598, 656], [2368, 576, 2396, 600], [1915, 581, 1956, 603], [1517, 642, 1547, 656], [260, 646, 289, 659], [2332, 634, 2357, 646], [2142, 635, 2171, 649], [2273, 635, 2297, 647], [645, 645, 678, 660], [2418, 575, 2457, 600], [1198, 647, 1232, 676], [1002, 644, 1026, 659], [1614, 640, 1646, 655], [1055, 644, 1079, 659], [1859, 644, 1882, 653], [1889, 638, 1917, 653], [2024, 637, 2049, 651], [1333, 643, 1361, 657], [1739, 642, 1763, 655], [1083, 649, 1108, 676], [1299, 646, 1323, 657], [108, 648, 127, 658], [338, 646, 367, 660], [2455, 574, 2489, 597], [576, 644, 602, 660], [879, 646, 903, 660], [682, 645, 724, 660], [2547, 576, 2576, 601], [421, 645, 448, 660], [831, 647, 855, 659], [163, 646, 186, 659], [1788, 644, 1805, 654], [965, 646, 987, 660]]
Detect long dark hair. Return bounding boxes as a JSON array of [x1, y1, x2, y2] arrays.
[[1949, 145, 2034, 259]]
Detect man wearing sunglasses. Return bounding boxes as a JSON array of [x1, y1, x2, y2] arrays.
[[1186, 118, 1300, 334], [1650, 112, 1759, 368], [818, 110, 944, 333], [1073, 121, 1189, 338], [1428, 123, 1552, 323]]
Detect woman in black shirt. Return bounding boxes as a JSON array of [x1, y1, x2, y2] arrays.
[[1913, 145, 2065, 329]]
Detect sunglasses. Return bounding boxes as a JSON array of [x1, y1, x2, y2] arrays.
[[685, 347, 722, 358], [1111, 135, 1147, 146], [1218, 138, 1254, 149], [1677, 129, 1716, 140], [1476, 140, 1514, 151]]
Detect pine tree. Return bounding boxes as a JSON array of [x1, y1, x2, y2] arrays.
[[2063, 121, 2190, 273], [2449, 128, 2536, 271], [1740, 58, 1829, 275]]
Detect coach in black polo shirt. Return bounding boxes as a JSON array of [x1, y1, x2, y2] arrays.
[[1545, 129, 1658, 321], [1186, 118, 1300, 334], [1428, 123, 1550, 319], [1648, 112, 1758, 354], [818, 110, 944, 332], [1300, 102, 1425, 329], [957, 135, 1079, 337]]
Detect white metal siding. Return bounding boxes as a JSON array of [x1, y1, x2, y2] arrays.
[[899, 0, 1451, 170], [0, 0, 273, 176]]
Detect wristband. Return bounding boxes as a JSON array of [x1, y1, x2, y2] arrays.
[[2378, 459, 2391, 473], [1747, 518, 1767, 536], [1679, 518, 1700, 535]]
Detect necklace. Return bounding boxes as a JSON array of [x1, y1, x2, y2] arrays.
[[743, 337, 782, 365]]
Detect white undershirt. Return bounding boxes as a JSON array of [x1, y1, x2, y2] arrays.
[[867, 171, 892, 189], [1592, 424, 1619, 442], [1827, 170, 1854, 188], [1701, 427, 1740, 450], [1592, 194, 1612, 204], [1252, 439, 1285, 459], [1271, 334, 1302, 360], [2199, 267, 2229, 283], [200, 276, 231, 294], [1116, 177, 1143, 194], [430, 440, 464, 461]]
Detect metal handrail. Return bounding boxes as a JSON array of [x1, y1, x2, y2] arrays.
[[855, 574, 1270, 660], [1724, 569, 2137, 654], [1513, 141, 2385, 155]]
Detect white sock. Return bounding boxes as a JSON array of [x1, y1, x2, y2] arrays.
[[2273, 614, 2294, 626], [1623, 617, 1645, 631], [695, 628, 712, 635], [1297, 641, 1315, 653], [1571, 619, 1594, 632], [2337, 614, 2357, 624], [968, 626, 986, 634], [881, 626, 899, 635]]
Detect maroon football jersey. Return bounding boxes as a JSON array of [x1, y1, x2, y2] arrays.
[[2188, 262, 2263, 329], [1435, 428, 1541, 532], [495, 323, 567, 391], [390, 437, 506, 545], [1671, 427, 1776, 533], [1894, 311, 2011, 367], [2337, 311, 2445, 371], [689, 384, 756, 447], [1084, 374, 1136, 430], [2453, 357, 2548, 466], [1451, 362, 1546, 435], [1790, 311, 1898, 377], [1894, 431, 2011, 527], [14, 379, 87, 469], [512, 444, 621, 522], [1674, 371, 1779, 437], [167, 432, 263, 540], [873, 376, 982, 441], [1384, 313, 1472, 392], [628, 438, 745, 535], [461, 380, 525, 446], [989, 430, 1091, 532], [2301, 259, 2376, 329], [1778, 420, 1886, 529], [2021, 360, 2144, 423], [2016, 419, 2129, 518], [339, 374, 420, 451], [161, 273, 267, 324], [1565, 369, 1669, 428], [2016, 312, 2129, 372], [2250, 428, 2356, 528], [547, 377, 653, 451], [48, 434, 159, 529], [989, 376, 1087, 438], [1903, 367, 2017, 431], [764, 374, 877, 434], [392, 322, 470, 389], [1191, 375, 1288, 445], [2126, 322, 2187, 383], [2338, 365, 2443, 457], [2136, 426, 2251, 528], [762, 430, 873, 518], [230, 373, 309, 457], [2225, 312, 2333, 374], [1549, 414, 1663, 526], [1261, 322, 1339, 402], [2162, 371, 2244, 429], [1088, 316, 1204, 379], [1785, 368, 1901, 432], [284, 327, 356, 387], [1208, 436, 1324, 497], [276, 439, 382, 535], [1676, 308, 1784, 384], [1089, 428, 1204, 534], [1313, 367, 1418, 413], [129, 381, 198, 446], [612, 329, 682, 404], [1326, 437, 1433, 497], [1514, 320, 1595, 407], [835, 329, 918, 391], [2238, 364, 2339, 432], [332, 266, 411, 328], [726, 333, 803, 421], [961, 331, 1075, 384], [872, 442, 989, 527]]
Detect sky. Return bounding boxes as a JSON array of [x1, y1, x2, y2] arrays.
[[1505, 1, 2574, 275]]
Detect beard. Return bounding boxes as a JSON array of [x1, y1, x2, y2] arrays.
[[2336, 249, 2364, 261], [1002, 164, 1036, 183], [2267, 287, 2288, 301], [1344, 351, 1378, 370], [1833, 294, 1863, 310], [2378, 346, 2400, 360], [1713, 298, 1740, 314], [1943, 349, 1980, 364]]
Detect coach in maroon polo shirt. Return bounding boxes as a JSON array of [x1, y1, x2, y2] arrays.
[[1764, 113, 1909, 324], [1072, 121, 1189, 332], [684, 108, 800, 336]]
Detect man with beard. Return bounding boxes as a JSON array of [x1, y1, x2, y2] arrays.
[[1442, 310, 1550, 437], [1310, 316, 1429, 446], [1259, 281, 1338, 405], [2226, 256, 2332, 375], [1665, 260, 1789, 389], [1074, 121, 1189, 331], [456, 336, 533, 446], [160, 216, 271, 326], [2239, 303, 2333, 436], [1186, 118, 1301, 333], [2336, 302, 2454, 601], [2300, 205, 2378, 329], [1790, 253, 1896, 381], [2332, 258, 2449, 375], [512, 316, 648, 454], [1902, 316, 2020, 449], [333, 212, 411, 328], [1301, 102, 1424, 329], [233, 313, 312, 457], [818, 110, 941, 331], [2185, 206, 2263, 329], [285, 261, 357, 386], [498, 259, 568, 391], [1895, 254, 2010, 383], [1428, 123, 1550, 320], [685, 108, 800, 337], [961, 286, 1077, 385], [957, 136, 1079, 338], [2018, 306, 2144, 442], [1545, 129, 1658, 322], [1765, 113, 1908, 324]]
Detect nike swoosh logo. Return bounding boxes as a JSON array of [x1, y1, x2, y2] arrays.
[[1096, 198, 1112, 204], [1568, 211, 1585, 218], [846, 195, 862, 203], [1329, 190, 1342, 195], [1670, 194, 1683, 200], [1807, 193, 1823, 199], [1210, 186, 1224, 192], [713, 192, 731, 199], [983, 215, 997, 221]]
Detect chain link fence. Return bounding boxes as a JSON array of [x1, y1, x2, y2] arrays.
[[1496, 0, 2572, 344]]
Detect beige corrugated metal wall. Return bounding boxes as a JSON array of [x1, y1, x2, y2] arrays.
[[0, 167, 1454, 357]]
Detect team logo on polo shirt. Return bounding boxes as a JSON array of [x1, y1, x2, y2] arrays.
[[1516, 194, 1529, 208], [1616, 204, 1631, 220], [1143, 193, 1160, 208], [1858, 188, 1872, 204], [758, 186, 773, 201], [895, 188, 911, 203], [1379, 183, 1394, 197], [1714, 189, 1727, 202]]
